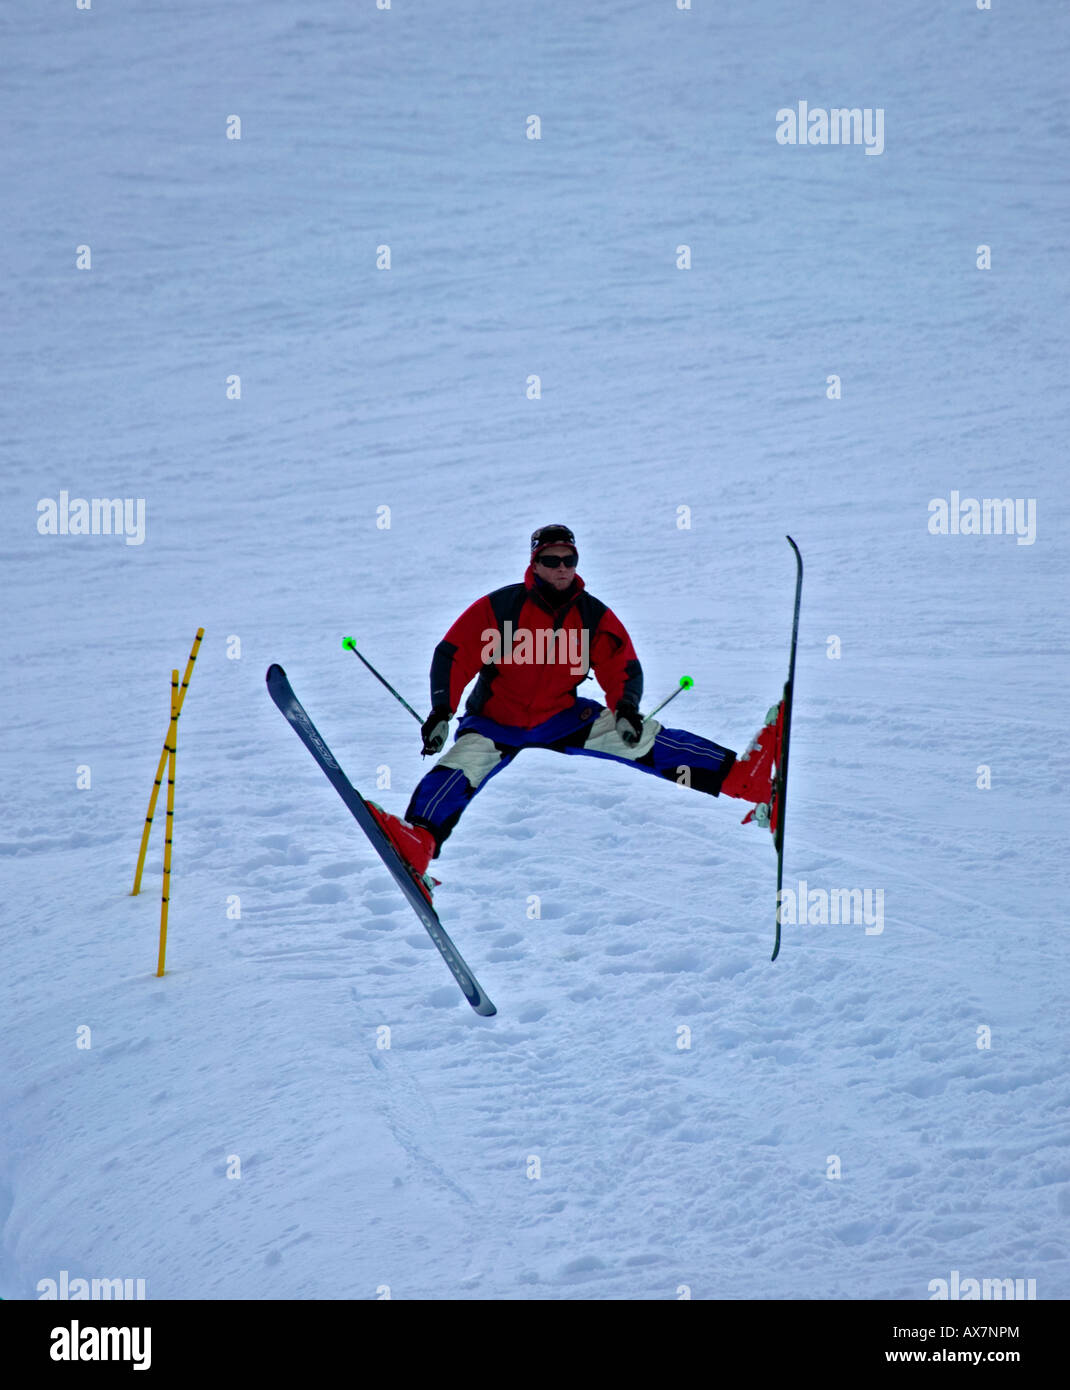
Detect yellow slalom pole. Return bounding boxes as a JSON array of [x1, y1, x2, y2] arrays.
[[131, 627, 203, 895], [157, 671, 179, 977]]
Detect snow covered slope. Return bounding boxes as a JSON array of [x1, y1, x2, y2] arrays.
[[2, 0, 1067, 1299]]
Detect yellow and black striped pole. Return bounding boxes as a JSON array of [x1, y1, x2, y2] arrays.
[[156, 670, 179, 977], [131, 627, 203, 895]]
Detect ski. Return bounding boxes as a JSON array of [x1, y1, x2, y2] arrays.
[[265, 664, 496, 1016], [772, 536, 803, 961]]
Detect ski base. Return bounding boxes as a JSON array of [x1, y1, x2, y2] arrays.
[[266, 664, 496, 1016], [772, 536, 803, 962]]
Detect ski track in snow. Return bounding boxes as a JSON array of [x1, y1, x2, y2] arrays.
[[2, 0, 1068, 1299]]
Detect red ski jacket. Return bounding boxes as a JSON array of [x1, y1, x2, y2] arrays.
[[429, 565, 643, 729]]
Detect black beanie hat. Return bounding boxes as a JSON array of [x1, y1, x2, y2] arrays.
[[530, 523, 576, 558]]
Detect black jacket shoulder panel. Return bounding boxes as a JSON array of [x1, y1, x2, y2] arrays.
[[486, 584, 529, 628], [575, 590, 611, 641]]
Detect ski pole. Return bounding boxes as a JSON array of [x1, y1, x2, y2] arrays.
[[342, 636, 423, 724], [645, 675, 693, 719]]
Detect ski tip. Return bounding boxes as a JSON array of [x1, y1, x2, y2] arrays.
[[266, 663, 285, 683]]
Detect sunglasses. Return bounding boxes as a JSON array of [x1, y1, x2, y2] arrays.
[[536, 553, 578, 569]]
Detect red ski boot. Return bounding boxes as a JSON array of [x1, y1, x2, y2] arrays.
[[723, 702, 782, 831], [366, 803, 439, 903], [741, 788, 779, 835]]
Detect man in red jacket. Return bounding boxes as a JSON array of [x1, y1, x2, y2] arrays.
[[369, 525, 781, 897]]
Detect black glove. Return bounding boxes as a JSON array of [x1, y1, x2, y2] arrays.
[[421, 705, 452, 755], [614, 700, 643, 747]]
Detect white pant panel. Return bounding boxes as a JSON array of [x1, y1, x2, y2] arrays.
[[581, 706, 662, 761], [435, 732, 507, 788]]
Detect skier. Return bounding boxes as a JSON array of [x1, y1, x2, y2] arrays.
[[368, 524, 783, 899]]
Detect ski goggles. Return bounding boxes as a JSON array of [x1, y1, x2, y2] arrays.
[[534, 552, 578, 569]]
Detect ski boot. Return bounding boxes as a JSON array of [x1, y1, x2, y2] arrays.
[[741, 785, 780, 836], [366, 803, 440, 904], [723, 701, 782, 831]]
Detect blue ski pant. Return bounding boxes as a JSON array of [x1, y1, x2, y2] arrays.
[[405, 696, 736, 856]]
